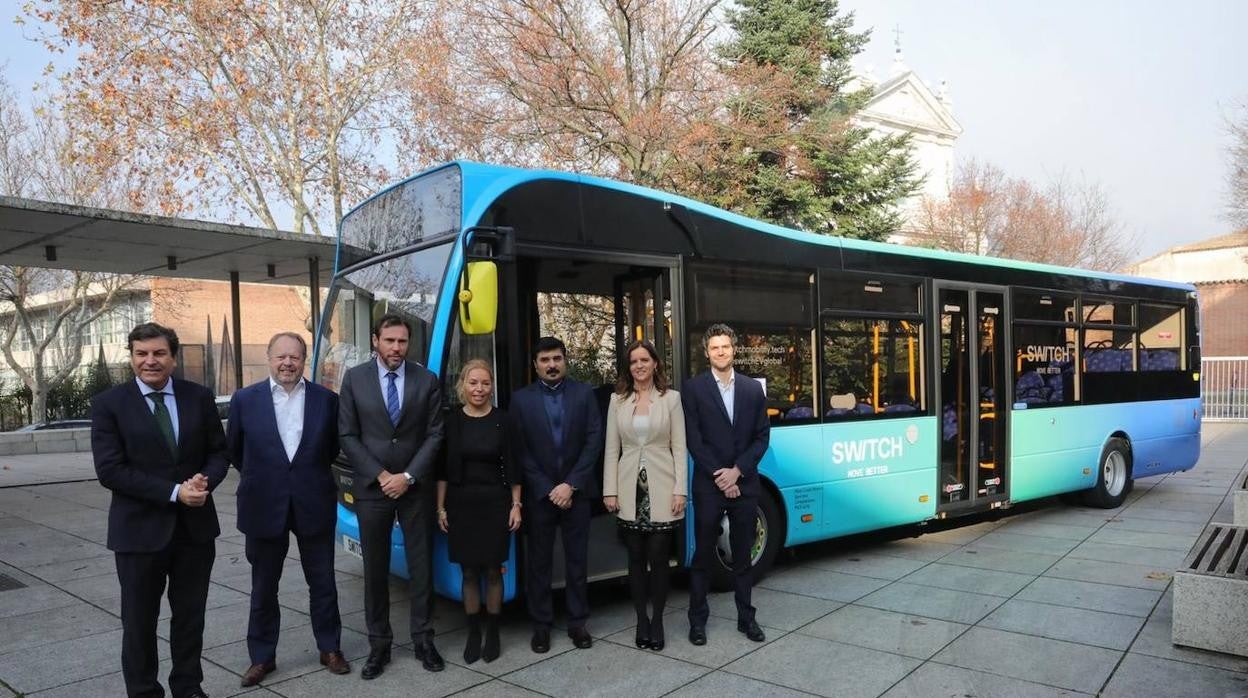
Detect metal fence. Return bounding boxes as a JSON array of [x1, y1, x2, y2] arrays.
[[1202, 357, 1248, 421]]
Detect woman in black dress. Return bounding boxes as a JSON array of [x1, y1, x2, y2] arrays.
[[436, 359, 521, 664]]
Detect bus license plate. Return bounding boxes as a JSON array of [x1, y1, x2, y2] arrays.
[[343, 535, 363, 558]]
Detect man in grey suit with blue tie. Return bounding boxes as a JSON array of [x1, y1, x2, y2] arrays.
[[338, 314, 446, 679]]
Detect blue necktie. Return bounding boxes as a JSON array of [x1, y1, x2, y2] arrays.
[[385, 372, 400, 426]]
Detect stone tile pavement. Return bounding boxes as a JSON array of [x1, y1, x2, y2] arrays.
[[2, 424, 1248, 696]]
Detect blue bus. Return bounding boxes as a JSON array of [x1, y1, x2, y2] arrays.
[[315, 161, 1201, 598]]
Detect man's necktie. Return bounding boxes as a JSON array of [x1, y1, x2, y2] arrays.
[[148, 392, 178, 460], [385, 372, 400, 426]]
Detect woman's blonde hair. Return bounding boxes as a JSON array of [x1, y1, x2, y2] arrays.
[[456, 359, 495, 403]]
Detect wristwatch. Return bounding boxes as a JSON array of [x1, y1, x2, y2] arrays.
[[404, 473, 416, 486]]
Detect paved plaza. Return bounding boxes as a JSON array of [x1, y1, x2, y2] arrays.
[[2, 425, 1248, 696]]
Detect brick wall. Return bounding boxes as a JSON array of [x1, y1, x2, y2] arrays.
[[150, 278, 316, 389], [1197, 281, 1248, 356]]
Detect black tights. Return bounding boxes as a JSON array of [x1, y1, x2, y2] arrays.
[[624, 529, 672, 626], [461, 565, 503, 615]]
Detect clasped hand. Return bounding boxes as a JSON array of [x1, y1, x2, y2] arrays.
[[177, 473, 210, 507], [548, 482, 574, 509], [713, 465, 742, 498], [377, 471, 411, 499]]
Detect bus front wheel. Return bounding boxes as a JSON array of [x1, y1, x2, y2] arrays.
[[708, 490, 783, 592], [1084, 437, 1133, 508]]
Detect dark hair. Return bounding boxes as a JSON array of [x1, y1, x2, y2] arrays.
[[616, 340, 669, 397], [372, 313, 411, 339], [266, 331, 307, 358], [702, 323, 737, 349], [127, 322, 179, 355], [532, 336, 566, 360]]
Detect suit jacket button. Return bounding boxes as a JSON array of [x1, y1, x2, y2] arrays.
[[391, 438, 398, 444]]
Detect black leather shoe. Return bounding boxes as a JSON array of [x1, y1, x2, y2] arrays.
[[414, 640, 445, 672], [184, 690, 209, 698], [737, 618, 766, 642], [531, 627, 551, 653], [568, 626, 593, 649], [360, 649, 391, 680], [688, 625, 707, 646]]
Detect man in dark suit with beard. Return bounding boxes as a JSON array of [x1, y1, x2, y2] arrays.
[[92, 322, 228, 698], [682, 323, 770, 647], [338, 314, 445, 679], [510, 336, 603, 653], [227, 332, 350, 687]]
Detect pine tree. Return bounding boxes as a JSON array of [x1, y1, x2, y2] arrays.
[[85, 342, 115, 397], [690, 0, 921, 240]]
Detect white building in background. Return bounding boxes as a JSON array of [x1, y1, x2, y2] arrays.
[[850, 45, 963, 241]]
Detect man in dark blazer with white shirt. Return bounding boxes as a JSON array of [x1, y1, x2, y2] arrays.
[[226, 332, 349, 687], [682, 323, 771, 646], [92, 322, 228, 698], [338, 314, 445, 679], [510, 336, 602, 653]]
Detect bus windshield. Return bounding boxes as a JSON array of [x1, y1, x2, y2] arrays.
[[315, 242, 453, 392], [340, 166, 461, 255]]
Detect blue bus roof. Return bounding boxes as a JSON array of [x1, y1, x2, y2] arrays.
[[342, 160, 1195, 294]]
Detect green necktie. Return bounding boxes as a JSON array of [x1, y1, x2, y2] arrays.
[[148, 392, 178, 461]]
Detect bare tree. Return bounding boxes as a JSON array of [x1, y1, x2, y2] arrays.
[[917, 159, 1137, 271], [0, 68, 146, 421], [1228, 99, 1248, 230]]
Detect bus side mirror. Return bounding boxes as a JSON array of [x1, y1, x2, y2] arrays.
[[458, 261, 498, 335]]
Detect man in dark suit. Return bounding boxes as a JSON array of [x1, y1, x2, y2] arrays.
[[682, 323, 771, 646], [338, 314, 445, 679], [510, 336, 603, 653], [92, 322, 228, 698], [226, 332, 350, 687]]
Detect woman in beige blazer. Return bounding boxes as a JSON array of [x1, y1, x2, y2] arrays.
[[603, 340, 687, 652]]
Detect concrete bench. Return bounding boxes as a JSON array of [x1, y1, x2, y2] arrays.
[[1234, 474, 1248, 526], [1173, 523, 1248, 656]]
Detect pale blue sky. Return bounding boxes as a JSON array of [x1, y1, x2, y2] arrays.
[[4, 2, 1246, 261], [845, 0, 1248, 260]]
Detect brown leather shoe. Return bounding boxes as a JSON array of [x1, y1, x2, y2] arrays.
[[240, 660, 276, 687], [320, 649, 351, 675]]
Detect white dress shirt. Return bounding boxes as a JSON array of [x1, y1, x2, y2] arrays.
[[716, 369, 736, 425], [270, 377, 306, 461], [376, 358, 406, 410]]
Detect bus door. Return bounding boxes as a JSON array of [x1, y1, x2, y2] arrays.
[[614, 269, 672, 371], [936, 284, 1008, 513], [509, 248, 681, 585]]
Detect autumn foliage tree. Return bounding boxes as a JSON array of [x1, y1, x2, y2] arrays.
[[916, 159, 1138, 272], [415, 0, 723, 187], [27, 0, 439, 234]]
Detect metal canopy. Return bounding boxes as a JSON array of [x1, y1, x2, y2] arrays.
[[0, 195, 366, 284], [0, 195, 369, 391]]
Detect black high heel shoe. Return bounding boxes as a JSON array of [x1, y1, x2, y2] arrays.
[[635, 616, 651, 649], [648, 617, 665, 651]]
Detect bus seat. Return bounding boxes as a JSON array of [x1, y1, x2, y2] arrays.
[[1014, 370, 1047, 403], [1141, 349, 1179, 371], [1046, 373, 1064, 402], [942, 405, 958, 441], [785, 405, 814, 420], [883, 403, 917, 414], [1086, 348, 1127, 373]]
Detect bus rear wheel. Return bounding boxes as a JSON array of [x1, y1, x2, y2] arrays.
[[1083, 437, 1133, 508], [709, 490, 782, 592]]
